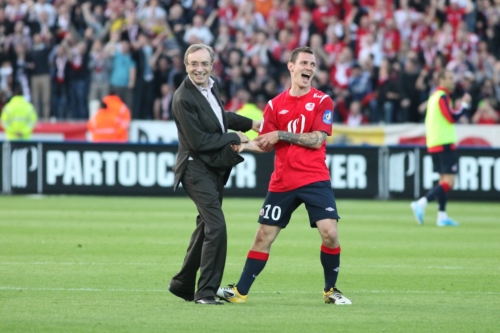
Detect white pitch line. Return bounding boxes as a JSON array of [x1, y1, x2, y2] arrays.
[[0, 262, 498, 270], [1, 286, 499, 295]]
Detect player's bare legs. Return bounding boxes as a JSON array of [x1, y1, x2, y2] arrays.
[[316, 218, 340, 248], [249, 224, 281, 253], [316, 218, 351, 304]]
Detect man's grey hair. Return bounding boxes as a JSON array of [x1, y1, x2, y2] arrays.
[[184, 44, 215, 65]]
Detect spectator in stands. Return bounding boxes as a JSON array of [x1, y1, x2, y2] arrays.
[[399, 57, 421, 123], [183, 14, 213, 46], [1, 84, 37, 140], [88, 39, 111, 104], [132, 33, 155, 119], [377, 61, 402, 124], [107, 35, 136, 109], [69, 41, 90, 119], [472, 98, 500, 124], [153, 82, 173, 120], [50, 44, 69, 119], [30, 33, 52, 120], [345, 100, 369, 127]]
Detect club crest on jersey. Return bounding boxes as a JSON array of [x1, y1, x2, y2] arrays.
[[323, 110, 333, 125], [305, 103, 315, 111], [279, 110, 289, 115]]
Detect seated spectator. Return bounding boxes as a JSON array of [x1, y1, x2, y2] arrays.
[[345, 101, 369, 127], [471, 98, 500, 124]]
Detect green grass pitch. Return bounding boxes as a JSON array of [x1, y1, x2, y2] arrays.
[[1, 196, 499, 333]]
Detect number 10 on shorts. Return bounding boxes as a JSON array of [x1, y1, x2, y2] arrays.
[[262, 205, 282, 221]]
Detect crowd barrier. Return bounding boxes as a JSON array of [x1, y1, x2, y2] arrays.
[[2, 141, 499, 201]]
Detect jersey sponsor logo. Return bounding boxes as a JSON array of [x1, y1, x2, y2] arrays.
[[305, 103, 315, 111], [323, 110, 333, 125], [279, 109, 289, 115], [325, 207, 335, 211], [287, 114, 306, 133], [313, 93, 323, 98]]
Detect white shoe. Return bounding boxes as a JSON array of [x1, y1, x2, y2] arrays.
[[324, 287, 352, 305]]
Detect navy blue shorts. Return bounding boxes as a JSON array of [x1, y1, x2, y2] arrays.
[[258, 181, 340, 229], [431, 151, 458, 174]]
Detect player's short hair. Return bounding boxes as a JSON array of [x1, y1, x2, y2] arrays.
[[289, 47, 314, 64], [184, 44, 215, 65], [437, 69, 450, 81]]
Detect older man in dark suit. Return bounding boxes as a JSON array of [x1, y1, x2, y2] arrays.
[[168, 44, 260, 305]]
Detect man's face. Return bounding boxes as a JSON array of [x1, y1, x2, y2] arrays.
[[442, 71, 456, 92], [186, 48, 213, 87], [288, 52, 316, 89]]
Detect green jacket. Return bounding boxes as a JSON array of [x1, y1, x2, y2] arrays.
[[1, 96, 37, 140]]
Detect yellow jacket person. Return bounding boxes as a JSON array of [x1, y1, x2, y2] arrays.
[[1, 86, 37, 141]]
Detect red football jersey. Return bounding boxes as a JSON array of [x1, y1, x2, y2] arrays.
[[260, 88, 334, 192]]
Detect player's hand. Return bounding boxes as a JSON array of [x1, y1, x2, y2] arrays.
[[236, 131, 250, 143], [231, 143, 246, 153], [254, 131, 279, 150], [252, 120, 262, 133], [462, 93, 471, 104]]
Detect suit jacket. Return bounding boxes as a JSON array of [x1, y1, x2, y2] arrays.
[[172, 76, 253, 190]]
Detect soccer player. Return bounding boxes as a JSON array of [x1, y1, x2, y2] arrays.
[[410, 69, 471, 227], [216, 46, 351, 305]]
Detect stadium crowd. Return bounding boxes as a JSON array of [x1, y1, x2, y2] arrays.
[[0, 0, 499, 125]]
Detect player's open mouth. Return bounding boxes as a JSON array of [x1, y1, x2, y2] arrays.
[[194, 73, 206, 79], [301, 73, 311, 82]]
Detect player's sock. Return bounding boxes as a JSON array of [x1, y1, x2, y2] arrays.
[[321, 245, 341, 291], [236, 250, 269, 295], [437, 181, 451, 212], [425, 184, 445, 203], [438, 211, 448, 221], [417, 197, 428, 208]]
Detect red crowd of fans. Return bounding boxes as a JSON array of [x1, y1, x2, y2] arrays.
[[0, 0, 499, 125]]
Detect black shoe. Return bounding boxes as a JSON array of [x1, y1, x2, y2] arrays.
[[194, 297, 223, 305], [168, 285, 194, 302]]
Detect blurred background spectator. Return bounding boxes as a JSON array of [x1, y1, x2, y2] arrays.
[[0, 0, 498, 125]]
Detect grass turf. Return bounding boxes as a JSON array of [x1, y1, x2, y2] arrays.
[[0, 196, 499, 333]]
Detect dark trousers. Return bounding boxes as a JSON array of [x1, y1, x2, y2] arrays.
[[170, 160, 227, 301]]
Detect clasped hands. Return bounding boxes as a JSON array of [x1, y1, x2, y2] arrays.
[[231, 130, 278, 154]]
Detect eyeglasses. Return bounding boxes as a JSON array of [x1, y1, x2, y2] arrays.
[[187, 61, 211, 68]]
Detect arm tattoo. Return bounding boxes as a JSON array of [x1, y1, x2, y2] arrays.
[[277, 131, 327, 148]]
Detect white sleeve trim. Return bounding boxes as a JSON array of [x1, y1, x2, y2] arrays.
[[319, 95, 329, 104], [267, 100, 273, 110]]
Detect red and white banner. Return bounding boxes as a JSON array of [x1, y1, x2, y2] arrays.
[[0, 122, 88, 141]]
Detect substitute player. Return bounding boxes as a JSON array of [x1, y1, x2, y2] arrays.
[[217, 46, 351, 305], [411, 69, 471, 227]]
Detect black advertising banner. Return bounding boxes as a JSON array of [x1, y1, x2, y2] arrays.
[[326, 146, 380, 199], [40, 143, 277, 197], [38, 143, 381, 198], [2, 141, 498, 200], [9, 142, 39, 194], [42, 143, 183, 196], [387, 147, 419, 199], [420, 148, 500, 201]]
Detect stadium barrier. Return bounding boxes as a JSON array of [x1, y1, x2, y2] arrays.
[[1, 141, 499, 201]]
